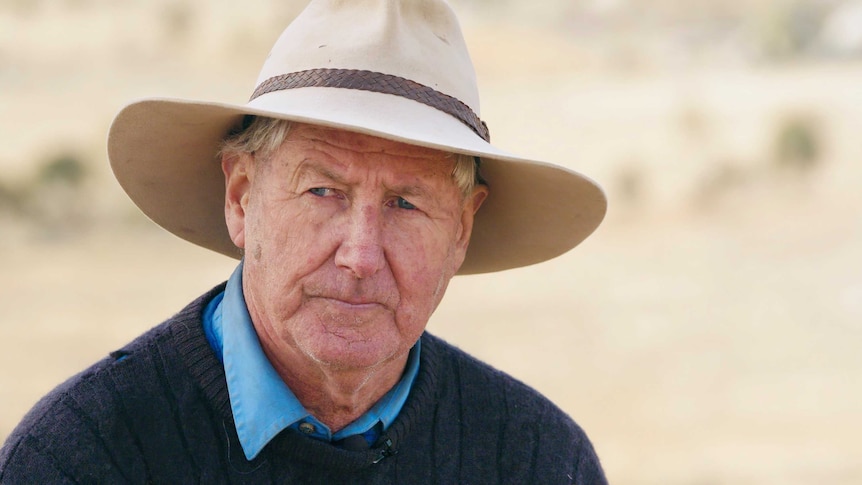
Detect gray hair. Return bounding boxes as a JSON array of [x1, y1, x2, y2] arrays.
[[219, 116, 482, 198]]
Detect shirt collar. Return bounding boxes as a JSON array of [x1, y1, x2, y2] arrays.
[[207, 261, 420, 460]]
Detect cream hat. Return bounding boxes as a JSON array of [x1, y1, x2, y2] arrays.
[[108, 0, 607, 275]]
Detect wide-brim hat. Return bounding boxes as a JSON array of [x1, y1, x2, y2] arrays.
[[108, 0, 607, 275]]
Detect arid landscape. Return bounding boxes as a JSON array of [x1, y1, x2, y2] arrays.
[[2, 1, 861, 483]]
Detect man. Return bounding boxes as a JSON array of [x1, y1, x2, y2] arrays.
[[1, 0, 608, 483]]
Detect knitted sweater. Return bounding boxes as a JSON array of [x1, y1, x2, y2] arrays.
[[0, 286, 606, 484]]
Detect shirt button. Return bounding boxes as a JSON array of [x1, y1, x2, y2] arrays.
[[298, 422, 316, 435]]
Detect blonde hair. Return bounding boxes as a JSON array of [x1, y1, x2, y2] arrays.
[[220, 116, 482, 197]]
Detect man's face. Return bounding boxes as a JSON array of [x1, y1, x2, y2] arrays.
[[223, 124, 486, 372]]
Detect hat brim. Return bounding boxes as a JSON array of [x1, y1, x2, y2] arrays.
[[108, 87, 607, 275]]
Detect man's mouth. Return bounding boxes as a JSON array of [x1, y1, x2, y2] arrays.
[[312, 295, 386, 309]]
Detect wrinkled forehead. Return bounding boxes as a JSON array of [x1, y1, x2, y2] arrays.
[[284, 123, 457, 162]]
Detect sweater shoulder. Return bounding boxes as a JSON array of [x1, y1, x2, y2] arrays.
[[422, 332, 574, 424], [0, 285, 226, 483], [0, 323, 172, 483], [420, 332, 607, 484]]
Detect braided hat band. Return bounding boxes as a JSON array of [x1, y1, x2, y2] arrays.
[[250, 68, 490, 142]]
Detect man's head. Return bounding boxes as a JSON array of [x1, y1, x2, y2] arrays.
[[219, 119, 487, 370]]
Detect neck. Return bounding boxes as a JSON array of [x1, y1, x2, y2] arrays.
[[258, 336, 409, 433]]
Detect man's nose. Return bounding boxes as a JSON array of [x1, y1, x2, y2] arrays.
[[334, 204, 386, 279]]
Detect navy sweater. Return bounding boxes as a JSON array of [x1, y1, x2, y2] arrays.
[[0, 286, 606, 484]]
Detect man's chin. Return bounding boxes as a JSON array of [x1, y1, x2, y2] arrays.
[[305, 337, 403, 372]]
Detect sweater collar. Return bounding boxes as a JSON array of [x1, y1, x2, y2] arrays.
[[173, 285, 442, 470]]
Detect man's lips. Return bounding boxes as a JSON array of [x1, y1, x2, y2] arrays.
[[311, 295, 388, 309]]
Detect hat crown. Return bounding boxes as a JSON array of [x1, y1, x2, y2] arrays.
[[256, 0, 480, 113]]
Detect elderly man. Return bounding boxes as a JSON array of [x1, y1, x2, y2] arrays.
[[0, 0, 607, 483]]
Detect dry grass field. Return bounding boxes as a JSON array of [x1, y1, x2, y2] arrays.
[[2, 1, 861, 483]]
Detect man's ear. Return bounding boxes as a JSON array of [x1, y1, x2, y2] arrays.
[[222, 152, 253, 249], [455, 185, 489, 253]]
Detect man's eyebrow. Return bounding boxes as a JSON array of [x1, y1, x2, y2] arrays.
[[295, 160, 347, 185], [391, 183, 429, 198], [295, 160, 437, 198]]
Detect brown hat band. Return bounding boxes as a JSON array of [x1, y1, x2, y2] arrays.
[[250, 68, 490, 142]]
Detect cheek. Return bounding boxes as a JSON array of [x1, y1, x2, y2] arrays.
[[387, 221, 459, 316], [244, 196, 340, 301], [249, 195, 332, 258]]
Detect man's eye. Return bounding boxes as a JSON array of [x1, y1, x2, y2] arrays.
[[308, 187, 331, 197], [396, 197, 416, 210]]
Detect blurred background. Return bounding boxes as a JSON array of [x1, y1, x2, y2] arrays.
[[2, 0, 861, 483]]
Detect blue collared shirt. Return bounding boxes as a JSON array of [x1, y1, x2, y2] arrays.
[[202, 262, 420, 460]]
